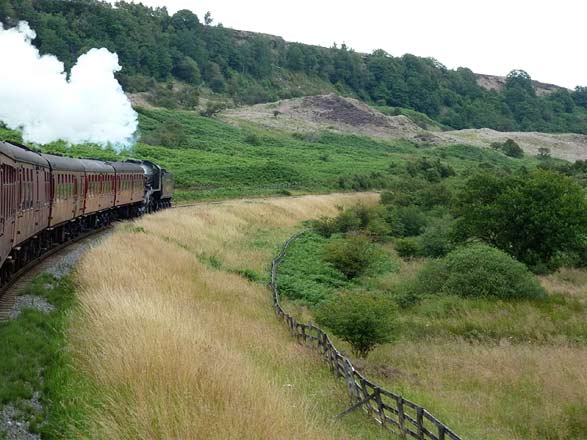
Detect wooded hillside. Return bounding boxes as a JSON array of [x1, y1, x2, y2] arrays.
[[2, 0, 587, 134]]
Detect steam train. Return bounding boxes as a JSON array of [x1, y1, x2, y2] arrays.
[[0, 140, 173, 287]]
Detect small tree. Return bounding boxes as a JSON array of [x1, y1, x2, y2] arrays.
[[323, 235, 376, 279], [501, 139, 524, 158], [316, 292, 396, 358], [537, 147, 551, 160], [200, 100, 227, 117]]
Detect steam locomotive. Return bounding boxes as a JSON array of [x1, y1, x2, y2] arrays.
[[0, 140, 173, 286]]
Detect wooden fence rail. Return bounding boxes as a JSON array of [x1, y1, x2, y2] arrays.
[[270, 231, 462, 440]]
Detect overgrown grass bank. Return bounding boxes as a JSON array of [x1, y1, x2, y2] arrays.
[[0, 275, 89, 439], [64, 193, 400, 439]]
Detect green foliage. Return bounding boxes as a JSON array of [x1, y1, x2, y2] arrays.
[[453, 170, 587, 271], [394, 238, 419, 259], [315, 292, 396, 358], [406, 157, 456, 182], [200, 100, 229, 117], [389, 206, 427, 237], [501, 139, 524, 158], [141, 119, 188, 148], [278, 233, 349, 305], [417, 215, 455, 257], [0, 275, 93, 437], [323, 235, 382, 279], [409, 243, 547, 300]]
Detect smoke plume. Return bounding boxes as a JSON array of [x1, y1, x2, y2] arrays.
[[0, 21, 137, 148]]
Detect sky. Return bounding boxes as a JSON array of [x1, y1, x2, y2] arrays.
[[108, 0, 585, 89]]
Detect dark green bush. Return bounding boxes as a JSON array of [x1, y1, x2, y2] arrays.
[[323, 235, 379, 279], [410, 243, 547, 300], [244, 133, 262, 146], [389, 206, 427, 237], [316, 291, 396, 357], [417, 216, 455, 258], [394, 238, 419, 258], [501, 139, 524, 158]]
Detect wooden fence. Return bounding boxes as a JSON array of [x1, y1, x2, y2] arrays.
[[270, 231, 462, 440]]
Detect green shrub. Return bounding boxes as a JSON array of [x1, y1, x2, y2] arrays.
[[417, 216, 455, 258], [316, 292, 396, 357], [395, 238, 419, 259], [323, 235, 379, 279], [410, 243, 547, 300], [389, 206, 427, 237], [244, 133, 262, 146], [311, 216, 340, 238], [502, 139, 524, 158]]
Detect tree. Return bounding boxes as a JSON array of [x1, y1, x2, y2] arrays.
[[316, 292, 396, 358], [537, 147, 551, 160], [204, 11, 213, 25], [285, 44, 305, 71], [501, 138, 524, 158], [453, 171, 587, 270], [573, 86, 587, 109], [173, 56, 201, 84], [323, 235, 377, 279]]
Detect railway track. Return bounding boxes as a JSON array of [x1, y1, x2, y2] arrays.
[[0, 226, 111, 321]]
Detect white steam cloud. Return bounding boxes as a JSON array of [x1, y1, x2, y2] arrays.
[[0, 21, 137, 148]]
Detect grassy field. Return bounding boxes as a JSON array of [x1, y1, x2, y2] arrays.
[[1, 107, 544, 203], [278, 230, 587, 440], [55, 193, 408, 439]]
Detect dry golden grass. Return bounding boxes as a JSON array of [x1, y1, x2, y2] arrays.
[[68, 193, 386, 439], [363, 340, 587, 440]]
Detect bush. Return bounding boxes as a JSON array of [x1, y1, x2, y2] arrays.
[[501, 139, 524, 158], [316, 292, 396, 357], [417, 216, 455, 258], [394, 238, 419, 258], [312, 205, 389, 240], [200, 100, 228, 117], [389, 206, 427, 237], [244, 133, 262, 146], [323, 235, 378, 279], [410, 243, 547, 300]]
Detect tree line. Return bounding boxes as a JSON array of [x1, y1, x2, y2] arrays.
[[2, 0, 587, 133]]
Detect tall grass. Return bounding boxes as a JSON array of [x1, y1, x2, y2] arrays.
[[67, 193, 388, 439]]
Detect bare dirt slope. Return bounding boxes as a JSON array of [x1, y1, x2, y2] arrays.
[[222, 94, 587, 161], [222, 94, 437, 143]]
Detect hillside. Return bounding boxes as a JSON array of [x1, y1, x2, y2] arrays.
[[223, 94, 587, 161], [2, 0, 587, 135]]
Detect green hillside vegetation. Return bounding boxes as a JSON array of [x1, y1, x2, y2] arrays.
[[2, 0, 587, 133], [0, 107, 548, 202]]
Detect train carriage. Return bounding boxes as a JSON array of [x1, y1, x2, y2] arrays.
[[1, 143, 51, 247], [41, 154, 86, 228], [79, 159, 116, 216], [0, 142, 18, 284], [110, 162, 144, 208]]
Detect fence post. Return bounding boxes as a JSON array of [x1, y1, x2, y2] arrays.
[[398, 396, 406, 438], [439, 425, 446, 440], [417, 407, 424, 439], [374, 388, 386, 427], [359, 378, 373, 416]]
